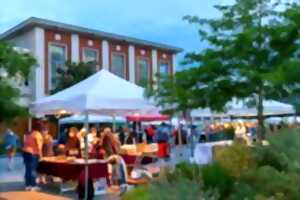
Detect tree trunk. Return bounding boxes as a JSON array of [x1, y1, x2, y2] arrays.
[[257, 90, 265, 141]]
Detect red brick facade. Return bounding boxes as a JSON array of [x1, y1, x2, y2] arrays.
[[44, 29, 174, 93]]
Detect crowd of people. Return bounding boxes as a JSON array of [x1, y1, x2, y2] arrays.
[[3, 119, 293, 194], [15, 122, 172, 192]]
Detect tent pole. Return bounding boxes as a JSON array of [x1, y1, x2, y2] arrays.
[[28, 117, 32, 132], [84, 112, 89, 200], [178, 114, 182, 146], [112, 114, 116, 132]]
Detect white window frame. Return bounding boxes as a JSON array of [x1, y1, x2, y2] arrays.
[[48, 42, 68, 90], [111, 52, 126, 78], [158, 59, 170, 75], [136, 56, 150, 85], [82, 47, 99, 63]]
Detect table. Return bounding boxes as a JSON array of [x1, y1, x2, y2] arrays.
[[37, 159, 109, 181], [37, 158, 109, 193], [120, 144, 158, 167], [192, 141, 233, 165]]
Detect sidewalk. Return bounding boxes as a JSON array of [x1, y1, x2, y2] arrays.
[[0, 156, 24, 184]]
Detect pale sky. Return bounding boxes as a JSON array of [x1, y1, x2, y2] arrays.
[[0, 0, 229, 68]]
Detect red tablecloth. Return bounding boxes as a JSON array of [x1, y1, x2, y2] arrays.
[[37, 160, 108, 181]]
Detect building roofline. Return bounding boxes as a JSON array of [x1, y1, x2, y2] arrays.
[[0, 17, 183, 53]]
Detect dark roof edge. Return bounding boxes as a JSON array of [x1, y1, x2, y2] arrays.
[[0, 17, 183, 53]]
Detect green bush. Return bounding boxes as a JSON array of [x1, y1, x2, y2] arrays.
[[151, 179, 219, 200], [122, 186, 151, 200], [123, 128, 300, 200], [122, 179, 219, 200], [202, 163, 234, 199], [165, 162, 202, 183], [254, 128, 300, 172], [215, 143, 256, 177], [234, 166, 300, 200], [254, 146, 288, 171]]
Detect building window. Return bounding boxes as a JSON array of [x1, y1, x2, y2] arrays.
[[136, 57, 150, 86], [111, 53, 126, 78], [159, 60, 170, 75], [83, 48, 99, 67], [49, 43, 66, 89]]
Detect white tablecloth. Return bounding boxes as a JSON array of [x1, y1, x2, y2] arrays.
[[192, 141, 233, 165]]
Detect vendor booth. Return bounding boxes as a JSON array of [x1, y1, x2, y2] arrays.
[[30, 69, 160, 198]]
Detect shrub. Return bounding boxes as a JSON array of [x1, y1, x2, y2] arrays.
[[202, 163, 234, 199], [215, 143, 256, 177], [254, 128, 300, 172], [254, 146, 288, 171], [122, 179, 219, 200], [236, 166, 300, 200], [165, 162, 202, 183], [122, 186, 151, 200], [150, 179, 219, 200]]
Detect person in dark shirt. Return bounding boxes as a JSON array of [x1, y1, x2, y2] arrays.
[[123, 127, 136, 145], [145, 125, 155, 144], [154, 122, 169, 143], [101, 127, 121, 158], [65, 127, 80, 157], [173, 124, 187, 145]]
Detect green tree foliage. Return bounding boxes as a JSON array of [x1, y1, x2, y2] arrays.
[[0, 41, 36, 122], [148, 0, 300, 140], [51, 61, 96, 94]]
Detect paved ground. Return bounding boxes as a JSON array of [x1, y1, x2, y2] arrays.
[[0, 146, 191, 199], [0, 155, 120, 200]]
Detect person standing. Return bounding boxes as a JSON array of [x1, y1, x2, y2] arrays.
[[38, 128, 54, 184], [145, 125, 155, 144], [65, 127, 81, 157], [22, 128, 43, 191], [188, 125, 198, 157], [41, 128, 54, 157], [154, 123, 170, 159], [3, 128, 18, 171], [101, 127, 121, 158]]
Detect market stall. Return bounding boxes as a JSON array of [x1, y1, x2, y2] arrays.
[[30, 69, 159, 198]]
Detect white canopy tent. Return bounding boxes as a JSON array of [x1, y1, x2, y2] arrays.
[[59, 114, 126, 125], [227, 100, 295, 117], [30, 69, 159, 199], [191, 100, 296, 119], [30, 69, 158, 116]]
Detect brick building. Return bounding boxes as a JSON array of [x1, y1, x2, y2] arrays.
[[0, 17, 182, 105]]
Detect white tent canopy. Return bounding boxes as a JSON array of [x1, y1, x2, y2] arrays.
[[30, 69, 158, 116], [191, 100, 295, 118], [191, 108, 228, 118], [59, 114, 126, 124], [228, 100, 295, 117]]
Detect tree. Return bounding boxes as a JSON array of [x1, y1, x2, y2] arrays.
[[0, 41, 36, 122], [51, 61, 96, 94], [148, 0, 300, 140]]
